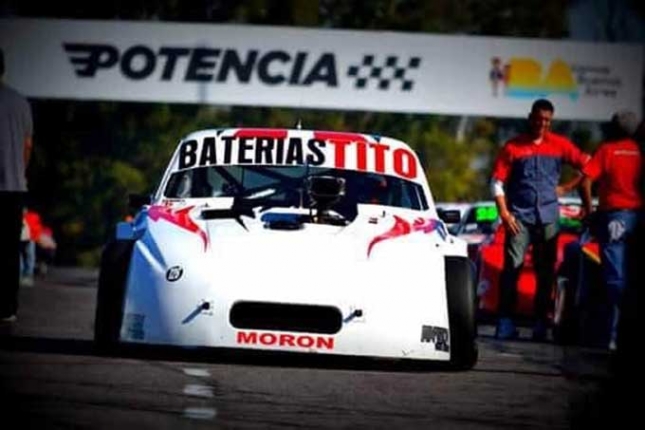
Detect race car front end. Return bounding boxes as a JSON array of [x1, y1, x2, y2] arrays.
[[118, 205, 459, 363], [95, 127, 478, 370]]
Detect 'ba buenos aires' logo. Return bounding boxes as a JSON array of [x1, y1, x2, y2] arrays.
[[489, 56, 578, 100], [63, 43, 421, 92]]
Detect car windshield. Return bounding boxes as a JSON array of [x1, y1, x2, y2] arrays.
[[163, 165, 428, 215]]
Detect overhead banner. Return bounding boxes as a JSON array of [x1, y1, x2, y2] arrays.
[[1, 18, 642, 120]]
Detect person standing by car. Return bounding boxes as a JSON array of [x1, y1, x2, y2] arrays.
[[490, 98, 590, 341], [0, 48, 34, 323], [580, 111, 642, 351], [20, 207, 43, 286]]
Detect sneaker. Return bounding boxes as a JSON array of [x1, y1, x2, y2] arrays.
[[0, 314, 17, 324], [496, 317, 518, 340], [532, 321, 549, 342]]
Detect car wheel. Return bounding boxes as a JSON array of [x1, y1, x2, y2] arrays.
[[445, 256, 478, 370], [94, 240, 134, 352]]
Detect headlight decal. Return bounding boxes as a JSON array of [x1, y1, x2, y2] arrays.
[[148, 205, 209, 251], [367, 215, 445, 256]]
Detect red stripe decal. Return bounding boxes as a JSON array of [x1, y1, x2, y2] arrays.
[[367, 216, 441, 256], [313, 131, 367, 142], [234, 128, 288, 139]]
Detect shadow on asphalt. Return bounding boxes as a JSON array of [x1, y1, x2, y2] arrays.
[[0, 327, 615, 378], [0, 334, 474, 373]]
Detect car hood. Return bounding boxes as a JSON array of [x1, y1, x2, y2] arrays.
[[125, 203, 454, 305], [137, 203, 449, 263]]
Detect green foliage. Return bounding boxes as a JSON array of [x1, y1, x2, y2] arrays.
[[420, 121, 490, 201], [319, 0, 567, 36], [7, 0, 568, 37], [29, 101, 228, 265]]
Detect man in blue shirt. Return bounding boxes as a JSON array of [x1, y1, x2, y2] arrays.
[[490, 99, 589, 341]]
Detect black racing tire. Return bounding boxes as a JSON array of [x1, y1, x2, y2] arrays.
[[445, 256, 478, 370], [94, 240, 135, 352]]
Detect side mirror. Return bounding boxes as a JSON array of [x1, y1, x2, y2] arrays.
[[437, 208, 462, 224]]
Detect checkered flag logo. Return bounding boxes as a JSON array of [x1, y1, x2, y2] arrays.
[[347, 55, 421, 91]]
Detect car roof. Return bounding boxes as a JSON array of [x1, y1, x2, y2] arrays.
[[155, 127, 437, 209], [170, 128, 425, 183], [180, 128, 414, 152]]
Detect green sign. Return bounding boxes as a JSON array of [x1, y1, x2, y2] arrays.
[[475, 205, 498, 222]]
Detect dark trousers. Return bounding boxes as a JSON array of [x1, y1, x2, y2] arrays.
[[0, 191, 25, 317], [498, 220, 559, 322], [616, 216, 643, 369]]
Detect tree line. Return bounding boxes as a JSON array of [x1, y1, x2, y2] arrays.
[[10, 0, 631, 265]]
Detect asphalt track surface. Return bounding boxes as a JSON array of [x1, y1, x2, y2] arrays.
[[0, 267, 638, 429]]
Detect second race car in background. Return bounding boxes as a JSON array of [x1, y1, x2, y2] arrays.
[[552, 216, 613, 347], [435, 201, 471, 235], [450, 200, 498, 263]]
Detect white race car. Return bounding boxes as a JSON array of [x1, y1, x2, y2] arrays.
[[94, 128, 478, 369]]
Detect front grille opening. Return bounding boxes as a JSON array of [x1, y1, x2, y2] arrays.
[[230, 302, 342, 334]]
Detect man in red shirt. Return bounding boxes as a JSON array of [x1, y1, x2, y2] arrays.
[[581, 111, 642, 351], [491, 98, 590, 341]]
